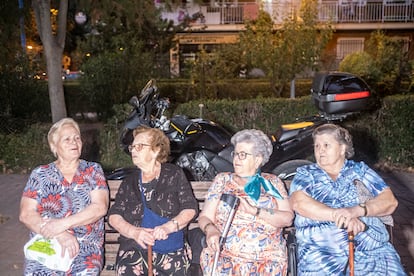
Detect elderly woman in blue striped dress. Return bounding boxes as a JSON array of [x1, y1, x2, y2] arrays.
[[289, 124, 406, 275]]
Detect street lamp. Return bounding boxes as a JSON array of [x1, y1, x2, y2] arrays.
[[75, 11, 87, 25], [19, 0, 26, 52]]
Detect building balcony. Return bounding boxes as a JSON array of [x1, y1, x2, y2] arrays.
[[160, 0, 414, 31]]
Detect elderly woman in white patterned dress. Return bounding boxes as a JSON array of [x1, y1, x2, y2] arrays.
[[199, 129, 293, 275]]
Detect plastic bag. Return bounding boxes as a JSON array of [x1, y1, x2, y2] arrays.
[[23, 234, 74, 272]]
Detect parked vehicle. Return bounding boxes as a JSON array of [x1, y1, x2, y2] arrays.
[[107, 72, 375, 182]]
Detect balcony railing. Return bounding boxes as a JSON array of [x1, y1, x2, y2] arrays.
[[161, 1, 414, 26], [318, 1, 414, 23]]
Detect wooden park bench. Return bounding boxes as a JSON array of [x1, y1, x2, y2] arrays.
[[101, 179, 212, 276]]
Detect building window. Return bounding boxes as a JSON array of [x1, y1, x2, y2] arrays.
[[391, 36, 410, 53], [336, 38, 364, 60]]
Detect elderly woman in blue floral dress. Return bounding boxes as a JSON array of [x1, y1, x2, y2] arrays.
[[289, 124, 406, 275], [20, 118, 109, 275]]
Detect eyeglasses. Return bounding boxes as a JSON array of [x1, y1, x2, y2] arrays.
[[231, 151, 253, 160], [128, 143, 151, 152]]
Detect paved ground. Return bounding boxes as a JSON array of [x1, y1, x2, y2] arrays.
[[0, 172, 413, 275]]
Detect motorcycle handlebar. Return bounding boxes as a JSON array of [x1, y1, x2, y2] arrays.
[[129, 96, 140, 108]]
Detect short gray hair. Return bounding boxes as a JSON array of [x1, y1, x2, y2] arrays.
[[312, 123, 354, 158], [47, 118, 81, 157], [231, 129, 273, 166]]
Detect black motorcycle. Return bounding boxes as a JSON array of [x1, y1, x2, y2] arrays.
[[109, 72, 374, 182]]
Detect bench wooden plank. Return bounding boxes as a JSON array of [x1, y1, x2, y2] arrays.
[[103, 179, 211, 273]]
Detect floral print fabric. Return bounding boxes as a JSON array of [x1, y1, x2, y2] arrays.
[[22, 160, 108, 275], [200, 172, 288, 276], [116, 246, 190, 276]]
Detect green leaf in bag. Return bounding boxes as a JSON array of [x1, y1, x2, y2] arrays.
[[27, 238, 56, 256]]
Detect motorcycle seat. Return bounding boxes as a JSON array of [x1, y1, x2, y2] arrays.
[[170, 115, 202, 136], [278, 122, 314, 143]]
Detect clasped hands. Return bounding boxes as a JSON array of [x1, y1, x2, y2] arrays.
[[131, 223, 174, 249], [331, 206, 367, 235], [39, 217, 79, 259]]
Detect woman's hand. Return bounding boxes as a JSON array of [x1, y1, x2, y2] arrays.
[[55, 231, 79, 259], [40, 217, 68, 239], [153, 224, 170, 241], [346, 217, 367, 235], [130, 226, 154, 249], [205, 223, 221, 252], [332, 206, 365, 230]]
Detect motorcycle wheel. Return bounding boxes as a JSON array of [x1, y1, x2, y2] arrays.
[[272, 159, 313, 182]]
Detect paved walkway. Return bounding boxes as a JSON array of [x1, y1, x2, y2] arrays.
[[0, 172, 413, 275]]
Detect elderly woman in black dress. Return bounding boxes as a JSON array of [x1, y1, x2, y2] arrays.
[[108, 126, 198, 275]]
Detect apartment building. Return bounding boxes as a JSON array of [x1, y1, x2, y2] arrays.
[[160, 0, 414, 77]]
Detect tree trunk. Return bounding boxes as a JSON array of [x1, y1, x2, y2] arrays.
[[32, 0, 68, 123]]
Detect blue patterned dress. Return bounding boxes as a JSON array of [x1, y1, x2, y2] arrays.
[[22, 160, 108, 275], [289, 160, 406, 275]]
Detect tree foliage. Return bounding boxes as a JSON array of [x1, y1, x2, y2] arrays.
[[73, 0, 188, 118], [76, 0, 182, 68], [239, 0, 333, 96], [0, 1, 22, 70], [339, 30, 412, 95], [339, 52, 380, 83], [186, 45, 245, 98], [80, 42, 153, 118]]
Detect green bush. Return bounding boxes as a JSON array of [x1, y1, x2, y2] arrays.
[[173, 96, 319, 134], [98, 105, 134, 171], [0, 123, 53, 173], [157, 79, 312, 103], [339, 52, 380, 84], [0, 72, 50, 124], [350, 95, 414, 167], [0, 95, 412, 173]]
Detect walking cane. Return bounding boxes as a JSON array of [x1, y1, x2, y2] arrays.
[[148, 244, 153, 276], [348, 232, 355, 276], [211, 194, 240, 276]]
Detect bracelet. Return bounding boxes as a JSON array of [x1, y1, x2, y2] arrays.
[[359, 203, 368, 216], [172, 219, 179, 231], [255, 207, 261, 217], [203, 222, 215, 233]]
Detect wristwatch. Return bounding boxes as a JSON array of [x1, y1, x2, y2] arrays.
[[359, 203, 368, 216]]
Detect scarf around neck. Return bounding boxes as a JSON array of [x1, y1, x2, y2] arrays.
[[243, 171, 284, 202]]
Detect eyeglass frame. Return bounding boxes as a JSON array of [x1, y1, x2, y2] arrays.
[[231, 151, 253, 160], [128, 143, 152, 152]]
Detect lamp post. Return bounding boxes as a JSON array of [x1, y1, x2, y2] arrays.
[[75, 11, 87, 25], [18, 0, 26, 52]]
